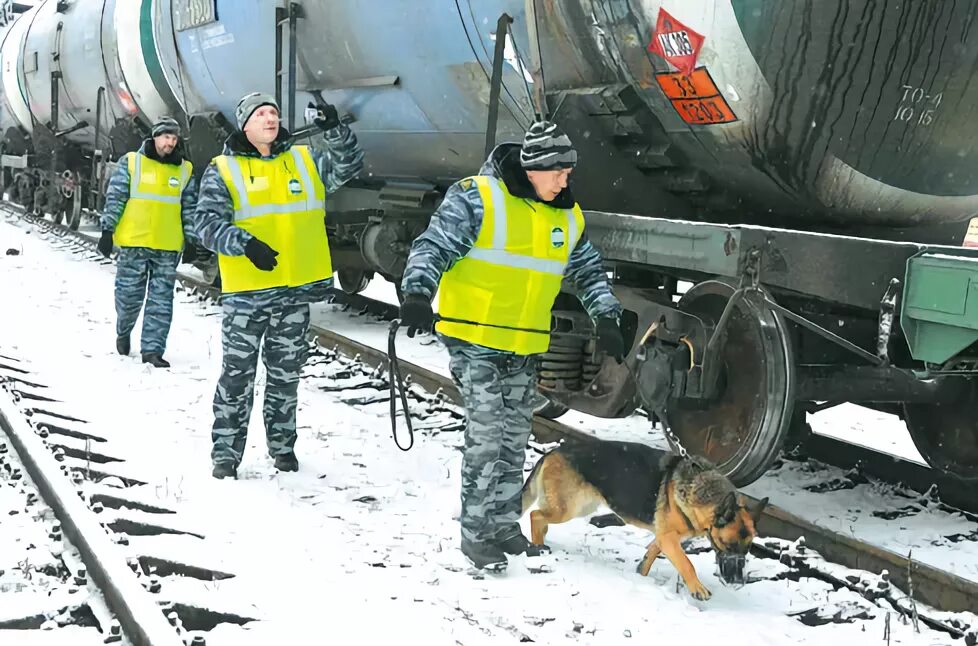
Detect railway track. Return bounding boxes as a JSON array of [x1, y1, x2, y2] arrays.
[[0, 377, 177, 646], [5, 204, 978, 640], [0, 357, 255, 645]]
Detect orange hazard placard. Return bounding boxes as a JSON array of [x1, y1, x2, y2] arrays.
[[655, 68, 738, 125], [656, 68, 720, 99], [673, 98, 737, 124]]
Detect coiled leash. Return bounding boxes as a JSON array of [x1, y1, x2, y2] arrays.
[[387, 315, 586, 451], [387, 319, 417, 452]]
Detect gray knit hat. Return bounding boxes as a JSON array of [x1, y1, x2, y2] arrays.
[[520, 120, 577, 170], [151, 116, 180, 137], [235, 92, 279, 130]]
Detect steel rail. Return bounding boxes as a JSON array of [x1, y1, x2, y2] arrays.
[[0, 386, 184, 645]]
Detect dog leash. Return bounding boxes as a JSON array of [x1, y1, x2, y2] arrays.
[[387, 314, 597, 451], [387, 320, 416, 451]]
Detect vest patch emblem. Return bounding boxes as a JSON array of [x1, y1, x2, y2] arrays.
[[288, 179, 303, 195], [551, 227, 566, 248], [168, 177, 180, 188]]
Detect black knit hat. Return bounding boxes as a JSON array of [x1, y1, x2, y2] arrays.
[[520, 120, 577, 170]]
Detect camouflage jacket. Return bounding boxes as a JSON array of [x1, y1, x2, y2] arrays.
[[191, 123, 364, 311], [400, 143, 622, 355], [100, 139, 200, 246]]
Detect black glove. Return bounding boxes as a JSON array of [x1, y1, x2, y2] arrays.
[[244, 236, 279, 271], [595, 317, 625, 364], [399, 293, 435, 338], [310, 101, 340, 132], [97, 230, 113, 258]]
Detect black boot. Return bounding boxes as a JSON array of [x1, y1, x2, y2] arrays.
[[461, 539, 508, 571], [212, 462, 237, 479], [273, 453, 298, 472], [141, 353, 171, 368], [495, 533, 551, 557], [116, 335, 130, 356]]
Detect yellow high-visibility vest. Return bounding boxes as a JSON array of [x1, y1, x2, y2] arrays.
[[436, 175, 584, 354], [213, 145, 332, 294], [114, 153, 192, 251]]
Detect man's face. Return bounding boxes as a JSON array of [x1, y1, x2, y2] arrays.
[[154, 133, 178, 156], [244, 105, 280, 146], [526, 168, 572, 202]]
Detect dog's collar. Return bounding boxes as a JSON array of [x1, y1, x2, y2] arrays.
[[677, 501, 724, 552]]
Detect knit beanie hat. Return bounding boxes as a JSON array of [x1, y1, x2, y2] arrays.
[[519, 120, 578, 170], [235, 92, 279, 130], [151, 116, 181, 137]]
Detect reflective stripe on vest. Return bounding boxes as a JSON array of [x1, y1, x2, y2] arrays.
[[113, 153, 192, 252], [435, 175, 584, 355], [214, 145, 333, 294]]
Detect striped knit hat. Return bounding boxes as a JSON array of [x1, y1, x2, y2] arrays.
[[151, 117, 181, 137], [519, 121, 577, 170], [235, 92, 279, 130]]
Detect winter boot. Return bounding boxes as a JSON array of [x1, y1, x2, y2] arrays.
[[495, 532, 551, 557], [116, 335, 130, 356], [212, 462, 237, 479], [273, 453, 299, 472], [141, 353, 171, 368], [461, 539, 508, 571]]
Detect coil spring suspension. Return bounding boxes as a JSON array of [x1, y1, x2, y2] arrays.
[[536, 333, 602, 391]]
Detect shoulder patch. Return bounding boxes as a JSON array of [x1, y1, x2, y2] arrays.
[[459, 178, 474, 190]]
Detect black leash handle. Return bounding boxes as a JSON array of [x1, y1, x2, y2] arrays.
[[388, 319, 415, 451]]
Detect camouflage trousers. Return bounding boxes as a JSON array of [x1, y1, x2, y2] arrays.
[[210, 303, 311, 466], [114, 248, 180, 354], [447, 341, 538, 545]]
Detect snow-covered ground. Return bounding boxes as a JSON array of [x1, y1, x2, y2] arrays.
[[0, 213, 973, 645]]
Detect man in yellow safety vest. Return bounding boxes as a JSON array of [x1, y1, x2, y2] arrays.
[[192, 92, 364, 480], [98, 117, 199, 369], [399, 120, 625, 571]]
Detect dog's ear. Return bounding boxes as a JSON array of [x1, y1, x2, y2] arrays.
[[715, 491, 737, 526], [750, 497, 769, 526]]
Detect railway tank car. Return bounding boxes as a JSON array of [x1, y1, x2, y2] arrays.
[[1, 0, 977, 488]]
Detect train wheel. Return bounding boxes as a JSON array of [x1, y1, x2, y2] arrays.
[[667, 280, 796, 487], [903, 382, 978, 482], [66, 184, 82, 231], [60, 171, 82, 231]]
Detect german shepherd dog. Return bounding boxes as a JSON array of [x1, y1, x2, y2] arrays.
[[521, 438, 768, 600]]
